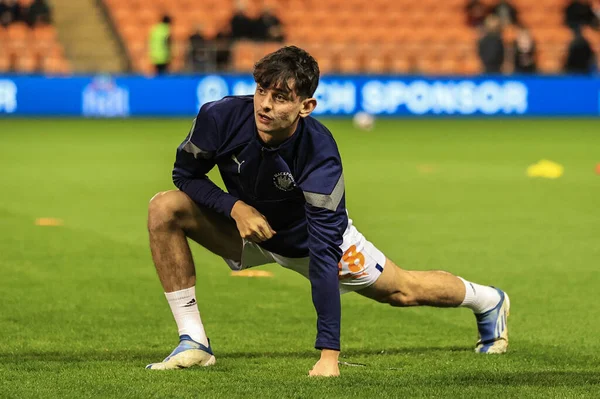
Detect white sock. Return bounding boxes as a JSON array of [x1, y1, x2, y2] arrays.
[[165, 286, 209, 346], [458, 277, 501, 314]]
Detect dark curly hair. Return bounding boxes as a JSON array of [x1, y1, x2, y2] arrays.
[[253, 46, 320, 99]]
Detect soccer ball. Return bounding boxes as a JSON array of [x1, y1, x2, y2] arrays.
[[352, 112, 375, 131]]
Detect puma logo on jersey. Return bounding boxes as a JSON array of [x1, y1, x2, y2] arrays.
[[231, 154, 245, 173]]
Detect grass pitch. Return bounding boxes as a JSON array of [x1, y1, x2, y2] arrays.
[[0, 118, 599, 398]]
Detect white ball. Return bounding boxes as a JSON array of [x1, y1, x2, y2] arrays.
[[352, 112, 375, 131]]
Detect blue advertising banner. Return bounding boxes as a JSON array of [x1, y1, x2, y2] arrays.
[[0, 74, 599, 117]]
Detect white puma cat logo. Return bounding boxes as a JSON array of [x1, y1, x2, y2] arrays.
[[231, 154, 245, 173]]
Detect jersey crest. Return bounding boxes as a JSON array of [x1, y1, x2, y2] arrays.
[[273, 172, 296, 192]]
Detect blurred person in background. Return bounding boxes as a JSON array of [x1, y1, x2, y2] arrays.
[[512, 27, 537, 73], [564, 0, 598, 31], [26, 0, 51, 27], [149, 15, 172, 75], [466, 0, 489, 28], [592, 0, 600, 23], [187, 24, 214, 73], [255, 4, 284, 42], [490, 0, 519, 27], [0, 0, 24, 27], [564, 27, 595, 73], [478, 15, 505, 73], [214, 22, 232, 71], [230, 0, 255, 41]]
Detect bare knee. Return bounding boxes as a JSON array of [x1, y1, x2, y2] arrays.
[[366, 264, 420, 307], [148, 190, 193, 232]]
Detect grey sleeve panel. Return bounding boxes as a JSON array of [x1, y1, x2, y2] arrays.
[[303, 174, 345, 211], [182, 118, 214, 159]]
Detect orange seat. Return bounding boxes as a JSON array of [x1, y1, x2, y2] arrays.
[[0, 52, 11, 72], [15, 52, 38, 73], [100, 0, 587, 74], [338, 53, 363, 73], [389, 56, 412, 74]]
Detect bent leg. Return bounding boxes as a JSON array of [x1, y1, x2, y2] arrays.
[[147, 190, 242, 292], [146, 190, 242, 368]]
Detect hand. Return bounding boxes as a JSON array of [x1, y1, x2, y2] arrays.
[[230, 201, 276, 243], [308, 349, 340, 377]]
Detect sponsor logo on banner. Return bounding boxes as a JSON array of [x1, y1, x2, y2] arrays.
[[313, 81, 356, 115], [0, 80, 17, 113], [196, 75, 229, 110], [361, 80, 528, 115], [82, 76, 129, 117], [196, 75, 255, 110]]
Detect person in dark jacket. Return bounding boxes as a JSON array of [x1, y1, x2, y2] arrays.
[[254, 5, 284, 42], [491, 0, 519, 27], [564, 0, 598, 31], [0, 0, 24, 27], [478, 15, 505, 73], [513, 28, 537, 73], [27, 0, 51, 26], [564, 28, 595, 73], [230, 0, 255, 40]]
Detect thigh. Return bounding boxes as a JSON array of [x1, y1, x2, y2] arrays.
[[161, 190, 243, 261], [356, 257, 404, 301], [267, 222, 388, 294]]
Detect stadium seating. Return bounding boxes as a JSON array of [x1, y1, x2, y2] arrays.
[[101, 0, 598, 75], [0, 0, 71, 74]]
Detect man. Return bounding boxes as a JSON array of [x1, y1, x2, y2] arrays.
[[254, 4, 285, 42], [187, 24, 213, 73], [149, 15, 172, 75], [564, 27, 595, 74], [229, 0, 255, 41], [0, 0, 24, 27], [491, 0, 518, 27], [478, 15, 505, 73], [564, 0, 598, 31], [146, 46, 510, 377]]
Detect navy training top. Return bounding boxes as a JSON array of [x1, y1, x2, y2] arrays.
[[172, 95, 348, 351]]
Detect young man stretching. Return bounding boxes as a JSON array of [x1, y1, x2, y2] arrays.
[[146, 46, 510, 376]]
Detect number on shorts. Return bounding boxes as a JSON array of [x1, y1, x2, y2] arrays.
[[338, 245, 367, 279]]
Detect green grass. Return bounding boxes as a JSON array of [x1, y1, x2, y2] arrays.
[[1, 118, 599, 398]]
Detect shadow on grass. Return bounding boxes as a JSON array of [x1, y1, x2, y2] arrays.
[[1, 349, 598, 387], [0, 345, 470, 364]]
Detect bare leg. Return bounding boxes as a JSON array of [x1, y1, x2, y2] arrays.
[[358, 258, 466, 307], [358, 258, 509, 354], [147, 190, 242, 292]]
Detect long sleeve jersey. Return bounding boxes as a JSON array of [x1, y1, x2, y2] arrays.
[[172, 95, 348, 351]]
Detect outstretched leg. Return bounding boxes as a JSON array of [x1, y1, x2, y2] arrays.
[[146, 190, 242, 369], [358, 258, 510, 353]]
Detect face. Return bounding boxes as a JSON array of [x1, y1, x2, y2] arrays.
[[253, 81, 316, 137]]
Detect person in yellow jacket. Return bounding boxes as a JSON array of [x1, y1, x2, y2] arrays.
[[149, 15, 172, 74]]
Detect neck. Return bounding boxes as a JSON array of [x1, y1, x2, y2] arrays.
[[258, 119, 300, 146]]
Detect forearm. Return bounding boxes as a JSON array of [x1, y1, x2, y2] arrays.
[[310, 268, 341, 351], [173, 173, 238, 218]]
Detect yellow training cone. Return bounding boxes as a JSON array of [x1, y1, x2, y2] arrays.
[[526, 160, 564, 179], [35, 218, 64, 226], [230, 270, 273, 277]]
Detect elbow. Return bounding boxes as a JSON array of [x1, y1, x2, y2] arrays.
[[172, 170, 187, 190]]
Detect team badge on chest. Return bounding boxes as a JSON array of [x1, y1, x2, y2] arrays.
[[273, 172, 296, 191]]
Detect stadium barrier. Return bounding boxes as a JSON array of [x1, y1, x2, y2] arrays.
[[0, 74, 599, 117]]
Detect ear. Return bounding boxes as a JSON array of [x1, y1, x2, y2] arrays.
[[299, 97, 317, 118]]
